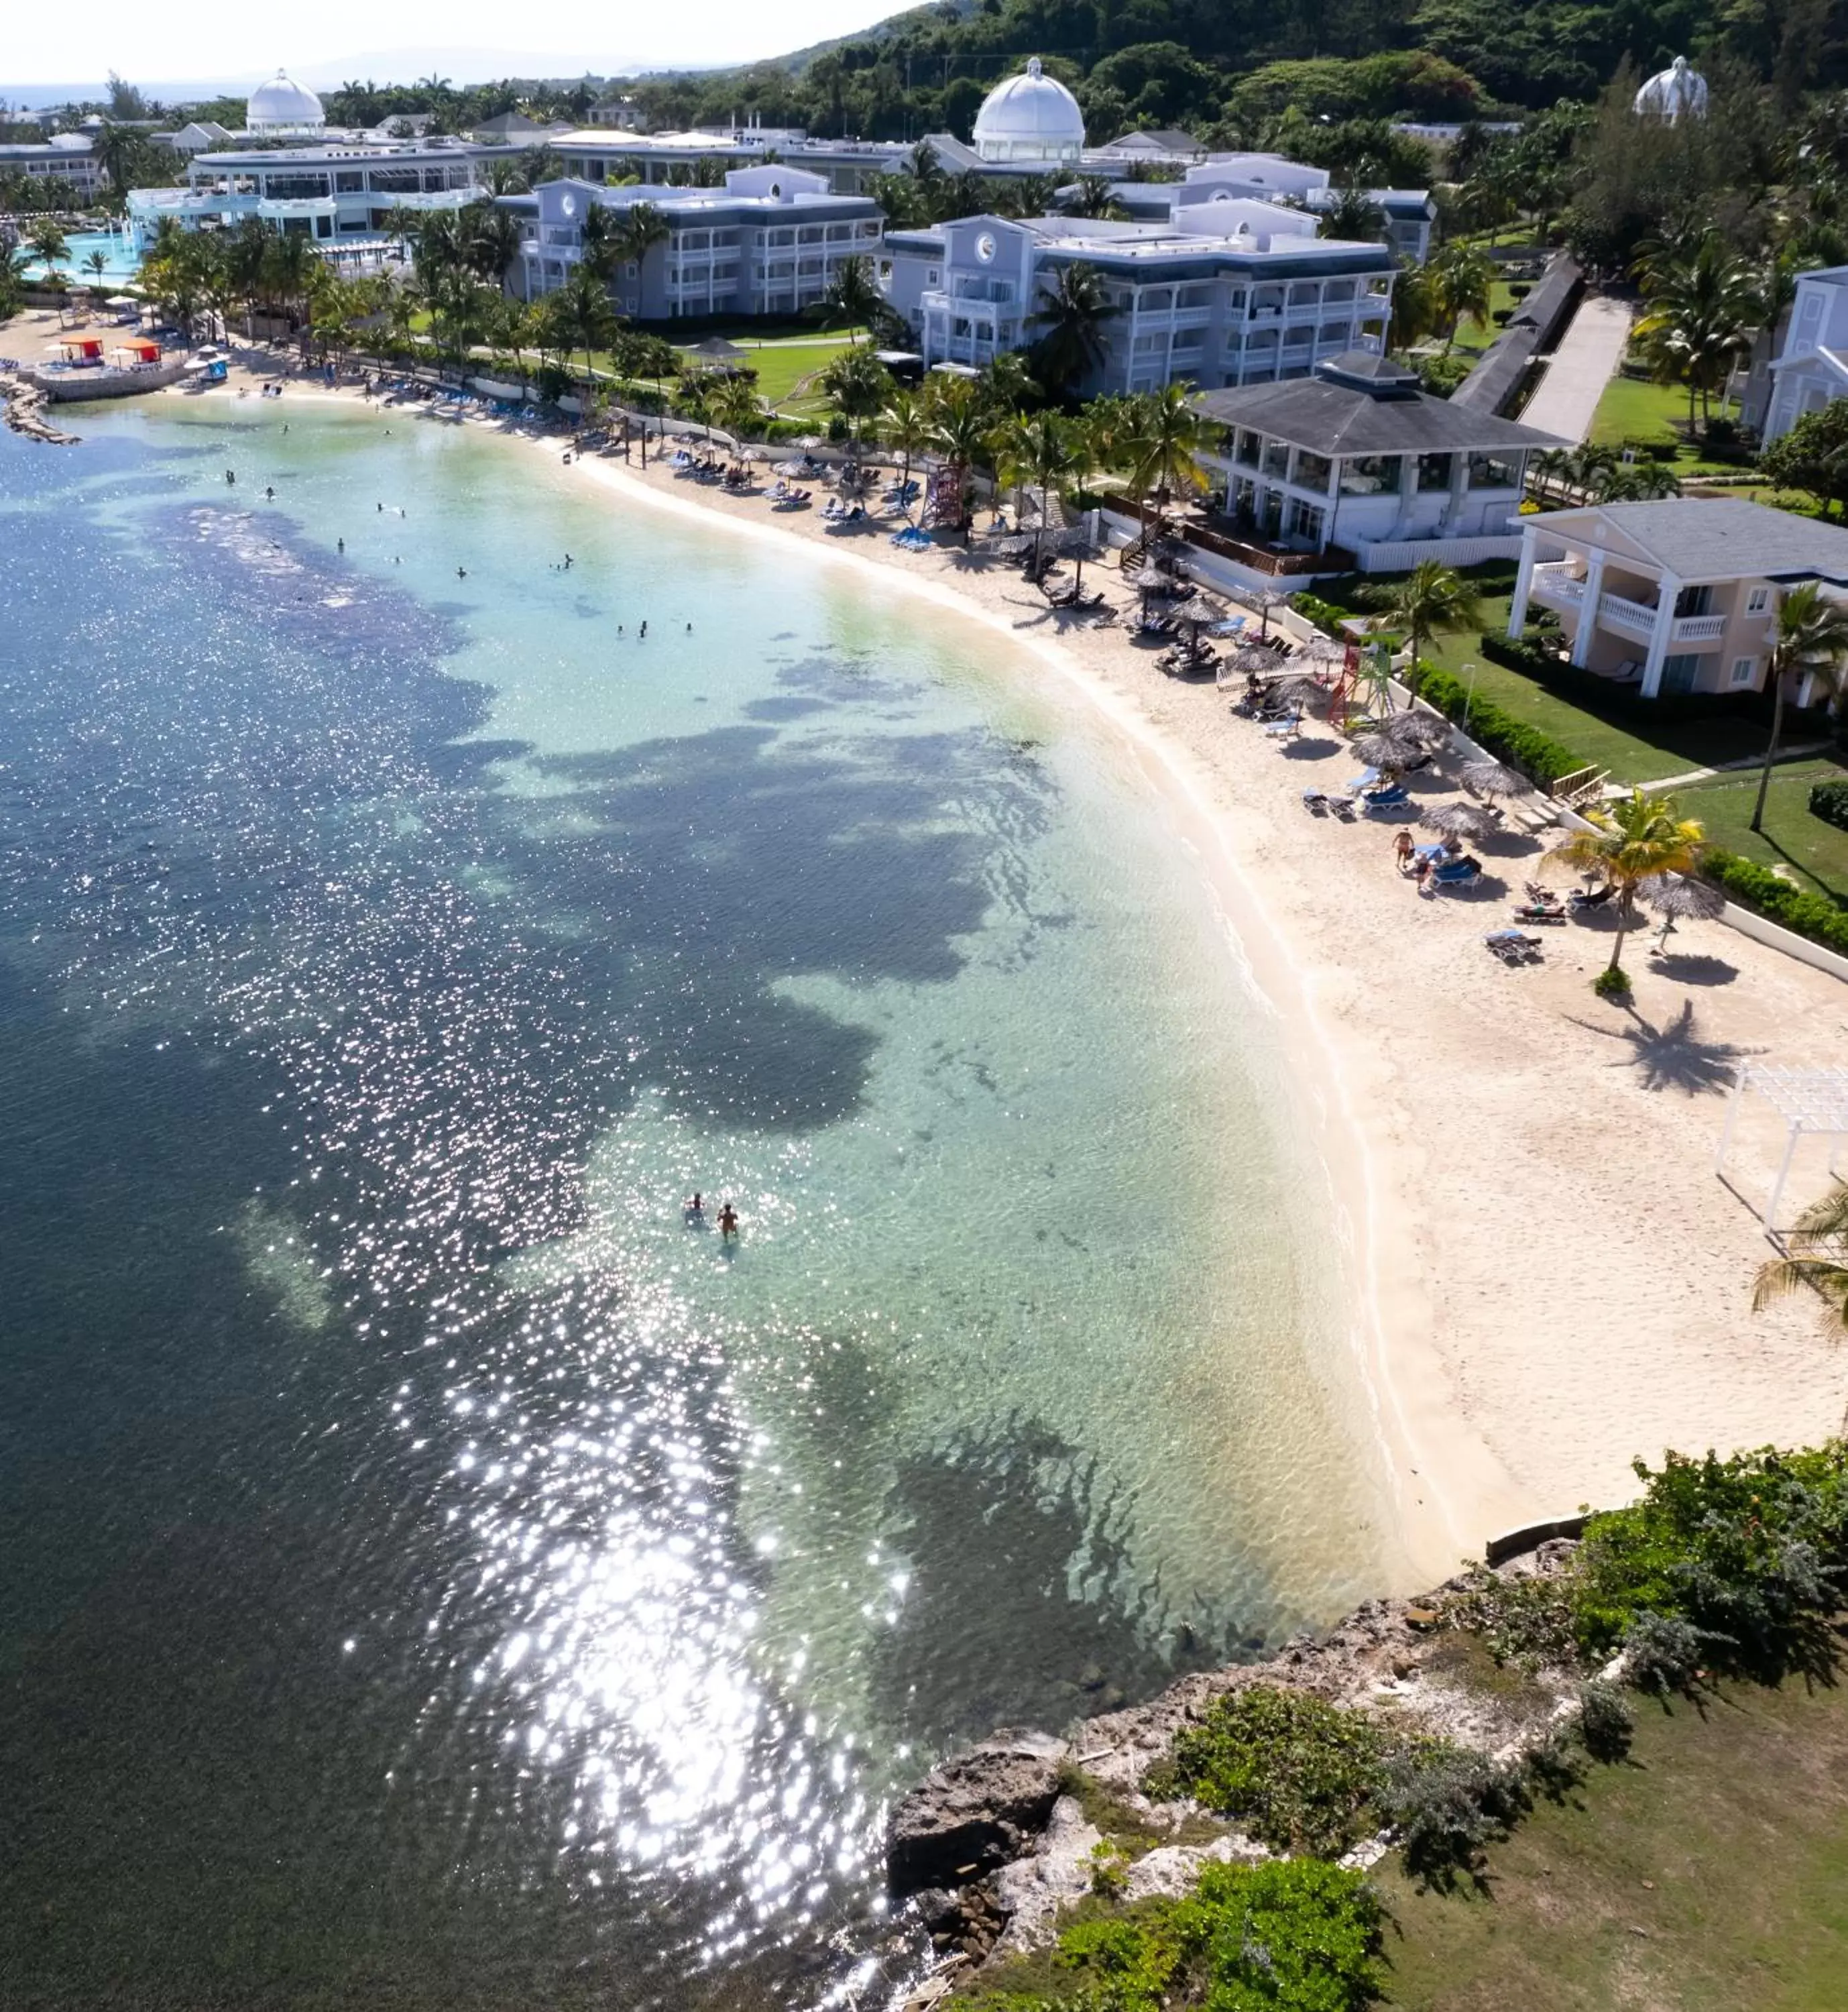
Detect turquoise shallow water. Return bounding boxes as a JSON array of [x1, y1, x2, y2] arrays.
[[0, 397, 1398, 2007]]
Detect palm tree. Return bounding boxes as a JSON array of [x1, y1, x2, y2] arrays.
[[557, 258, 619, 389], [880, 387, 931, 514], [461, 201, 524, 291], [1320, 186, 1386, 241], [1388, 260, 1438, 351], [1548, 788, 1707, 980], [1633, 235, 1757, 431], [579, 205, 626, 282], [1368, 559, 1482, 673], [95, 123, 142, 201], [84, 249, 109, 290], [1126, 383, 1210, 544], [820, 252, 882, 341], [1029, 262, 1118, 396], [1064, 174, 1123, 221], [1751, 582, 1848, 832], [711, 370, 764, 446], [1429, 244, 1494, 354], [1002, 410, 1079, 573], [976, 347, 1039, 420], [819, 343, 892, 445], [1752, 1181, 1848, 1330], [616, 202, 672, 298], [26, 222, 69, 282], [927, 380, 994, 540]]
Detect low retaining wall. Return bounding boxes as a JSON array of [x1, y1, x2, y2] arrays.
[[1485, 1514, 1591, 1567], [1352, 533, 1523, 574]]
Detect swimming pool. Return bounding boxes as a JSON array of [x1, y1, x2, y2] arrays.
[[21, 227, 143, 289]]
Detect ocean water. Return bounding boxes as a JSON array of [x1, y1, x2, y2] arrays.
[[0, 398, 1399, 2008]]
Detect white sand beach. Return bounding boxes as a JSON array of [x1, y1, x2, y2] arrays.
[[62, 325, 1848, 1587]]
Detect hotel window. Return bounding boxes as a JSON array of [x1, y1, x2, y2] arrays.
[[1294, 449, 1333, 491], [1745, 586, 1770, 614], [1416, 451, 1454, 492], [1731, 656, 1757, 686], [1466, 452, 1517, 489], [1287, 498, 1325, 543], [1261, 439, 1291, 480], [1234, 429, 1263, 469]]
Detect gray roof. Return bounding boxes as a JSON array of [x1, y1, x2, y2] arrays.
[[1195, 358, 1564, 456], [1532, 498, 1848, 582]]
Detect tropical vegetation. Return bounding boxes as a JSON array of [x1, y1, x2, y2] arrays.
[[1546, 786, 1708, 985]]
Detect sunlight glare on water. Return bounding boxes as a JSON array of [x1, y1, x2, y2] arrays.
[[0, 397, 1402, 2009]]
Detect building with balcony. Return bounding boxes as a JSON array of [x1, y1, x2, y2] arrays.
[[1746, 264, 1848, 444], [502, 167, 884, 319], [880, 208, 1397, 395], [0, 135, 101, 200], [1194, 351, 1562, 575], [1509, 499, 1848, 699], [127, 137, 490, 250]]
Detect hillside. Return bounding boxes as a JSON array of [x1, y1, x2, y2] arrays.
[[617, 0, 1848, 145]]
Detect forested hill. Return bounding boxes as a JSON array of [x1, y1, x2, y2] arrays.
[[623, 0, 1847, 140]]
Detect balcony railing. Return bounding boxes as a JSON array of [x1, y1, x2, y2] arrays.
[[1183, 520, 1356, 576], [1597, 590, 1661, 637], [1675, 613, 1727, 642]]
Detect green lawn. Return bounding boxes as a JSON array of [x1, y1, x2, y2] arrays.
[[1447, 281, 1521, 358], [1676, 758, 1848, 903], [1425, 601, 1778, 785], [1376, 1673, 1848, 2010], [681, 331, 859, 410], [1588, 371, 1744, 478]]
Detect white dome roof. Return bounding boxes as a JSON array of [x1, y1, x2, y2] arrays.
[[1633, 55, 1707, 121], [247, 69, 325, 131], [972, 58, 1084, 164]]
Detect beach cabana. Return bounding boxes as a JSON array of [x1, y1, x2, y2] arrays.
[[1419, 799, 1497, 843], [57, 337, 104, 364], [1460, 758, 1534, 799]]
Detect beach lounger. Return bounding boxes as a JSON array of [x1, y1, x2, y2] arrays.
[[1485, 930, 1544, 964], [1360, 784, 1411, 812], [1570, 884, 1615, 911], [1302, 787, 1330, 814], [1422, 856, 1483, 893]]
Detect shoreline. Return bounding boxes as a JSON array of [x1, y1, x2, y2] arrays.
[[72, 334, 1848, 1590]]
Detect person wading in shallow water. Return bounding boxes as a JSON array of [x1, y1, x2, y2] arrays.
[[717, 1203, 738, 1243]]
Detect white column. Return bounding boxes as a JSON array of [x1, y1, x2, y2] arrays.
[[1570, 549, 1607, 667], [1507, 530, 1538, 636], [1639, 571, 1681, 697]]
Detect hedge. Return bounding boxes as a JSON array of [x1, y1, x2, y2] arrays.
[[1401, 660, 1589, 789], [1290, 591, 1352, 636], [1812, 779, 1848, 832], [1480, 632, 1770, 727], [1700, 848, 1848, 957]]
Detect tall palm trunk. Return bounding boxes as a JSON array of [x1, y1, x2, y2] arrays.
[[1607, 891, 1635, 975], [1750, 674, 1788, 832]]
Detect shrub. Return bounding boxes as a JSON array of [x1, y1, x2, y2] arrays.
[[1619, 1612, 1718, 1696], [1290, 590, 1356, 634], [1146, 1687, 1389, 1855], [1593, 964, 1633, 999], [1174, 1858, 1384, 2011], [1701, 848, 1848, 958], [1379, 1745, 1525, 1885], [1401, 659, 1587, 789], [1574, 1679, 1635, 1761], [964, 1858, 1385, 2012], [1573, 1444, 1848, 1680], [1438, 1566, 1582, 1669], [1810, 779, 1848, 832], [1089, 1839, 1132, 1898], [1411, 351, 1472, 398]]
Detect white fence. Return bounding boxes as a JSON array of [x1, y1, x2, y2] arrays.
[[1351, 533, 1524, 573]]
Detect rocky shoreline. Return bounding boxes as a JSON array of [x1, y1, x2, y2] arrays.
[[884, 1543, 1583, 1993], [1, 376, 80, 445]]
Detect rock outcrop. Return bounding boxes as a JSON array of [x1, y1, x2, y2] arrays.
[[886, 1728, 1070, 1897]]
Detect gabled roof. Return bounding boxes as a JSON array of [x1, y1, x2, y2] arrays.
[[1528, 498, 1848, 581], [1195, 358, 1564, 455]]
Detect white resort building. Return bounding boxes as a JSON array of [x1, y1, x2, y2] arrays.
[[1194, 351, 1562, 576], [502, 168, 884, 319], [877, 62, 1407, 392], [1108, 156, 1437, 266], [1747, 264, 1848, 444], [1509, 498, 1848, 699], [0, 133, 102, 200]]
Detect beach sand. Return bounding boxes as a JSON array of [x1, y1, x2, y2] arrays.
[[78, 326, 1848, 1585]]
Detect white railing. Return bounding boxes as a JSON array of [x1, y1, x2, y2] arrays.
[[1597, 589, 1660, 636], [1674, 613, 1727, 642], [1531, 561, 1584, 604]]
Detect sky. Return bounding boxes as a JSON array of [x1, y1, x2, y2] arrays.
[[0, 0, 908, 92]]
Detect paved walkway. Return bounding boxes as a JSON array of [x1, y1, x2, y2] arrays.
[[1519, 294, 1635, 445]]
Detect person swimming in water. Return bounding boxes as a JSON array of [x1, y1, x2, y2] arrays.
[[685, 1191, 703, 1220], [225, 469, 235, 486], [457, 565, 467, 578], [717, 1203, 738, 1242], [337, 537, 345, 553], [264, 486, 275, 500], [639, 620, 648, 639]]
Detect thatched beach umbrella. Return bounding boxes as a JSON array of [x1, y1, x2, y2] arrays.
[[1387, 709, 1452, 752], [1460, 757, 1534, 799], [1639, 873, 1727, 921], [1419, 799, 1497, 843], [1350, 732, 1406, 770], [1228, 643, 1280, 677], [1295, 632, 1348, 667], [1265, 671, 1325, 709]]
